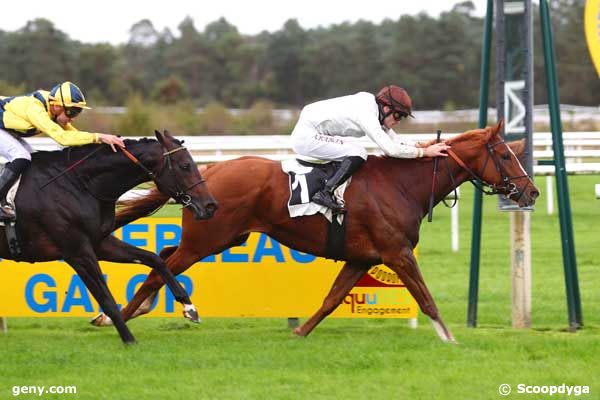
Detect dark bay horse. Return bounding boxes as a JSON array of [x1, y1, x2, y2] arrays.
[[0, 131, 218, 343], [101, 122, 538, 342]]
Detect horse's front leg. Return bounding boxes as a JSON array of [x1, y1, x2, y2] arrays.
[[63, 243, 136, 344], [383, 246, 456, 343], [295, 261, 368, 337], [92, 235, 199, 324]]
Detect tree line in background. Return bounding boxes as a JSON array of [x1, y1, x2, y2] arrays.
[[0, 0, 598, 132]]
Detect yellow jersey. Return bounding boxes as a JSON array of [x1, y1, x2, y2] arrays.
[[0, 90, 99, 146]]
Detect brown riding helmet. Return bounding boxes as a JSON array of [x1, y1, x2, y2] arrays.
[[375, 85, 414, 118]]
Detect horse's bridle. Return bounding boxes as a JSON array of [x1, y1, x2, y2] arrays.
[[446, 140, 531, 201], [121, 146, 205, 209]]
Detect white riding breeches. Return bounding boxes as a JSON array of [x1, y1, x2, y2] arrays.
[[290, 119, 368, 162], [0, 129, 33, 162]]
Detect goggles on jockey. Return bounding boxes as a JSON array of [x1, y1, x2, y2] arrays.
[[64, 106, 83, 118], [392, 111, 409, 121], [59, 84, 83, 119]]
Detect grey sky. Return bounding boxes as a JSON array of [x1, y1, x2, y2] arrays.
[[2, 0, 487, 45]]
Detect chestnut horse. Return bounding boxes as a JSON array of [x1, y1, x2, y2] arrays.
[[96, 122, 539, 342]]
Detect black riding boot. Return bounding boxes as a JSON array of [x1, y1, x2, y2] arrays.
[[312, 156, 365, 213], [0, 168, 19, 221], [0, 159, 30, 221]]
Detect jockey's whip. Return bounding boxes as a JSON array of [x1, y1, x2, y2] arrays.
[[40, 146, 105, 189], [427, 129, 442, 222]]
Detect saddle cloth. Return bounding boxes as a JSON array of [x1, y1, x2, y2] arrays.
[[281, 159, 349, 224], [0, 177, 20, 227]]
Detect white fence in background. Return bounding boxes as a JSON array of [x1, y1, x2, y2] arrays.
[[93, 104, 600, 125]]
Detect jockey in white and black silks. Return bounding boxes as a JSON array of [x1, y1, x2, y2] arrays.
[[0, 81, 125, 220], [290, 85, 451, 212]]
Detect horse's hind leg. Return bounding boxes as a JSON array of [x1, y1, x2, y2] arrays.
[[294, 261, 368, 337], [94, 235, 199, 323], [383, 247, 456, 343], [115, 233, 252, 324], [64, 247, 136, 344]]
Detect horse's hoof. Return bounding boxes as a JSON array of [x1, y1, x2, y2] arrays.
[[292, 327, 306, 337], [183, 306, 202, 324], [90, 313, 113, 327], [444, 337, 459, 345]]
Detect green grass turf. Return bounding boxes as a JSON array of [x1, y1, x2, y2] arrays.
[[1, 175, 598, 399]]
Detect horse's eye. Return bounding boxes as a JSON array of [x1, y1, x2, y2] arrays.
[[502, 153, 511, 161], [179, 163, 191, 171]]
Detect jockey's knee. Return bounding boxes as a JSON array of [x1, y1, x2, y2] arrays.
[[6, 158, 31, 173], [353, 148, 368, 161]]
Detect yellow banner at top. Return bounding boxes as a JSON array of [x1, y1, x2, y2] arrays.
[[0, 218, 417, 319], [585, 0, 600, 76]]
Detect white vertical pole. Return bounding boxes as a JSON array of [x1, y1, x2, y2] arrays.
[[0, 317, 7, 333], [511, 212, 532, 328], [451, 200, 459, 252], [407, 318, 418, 329], [546, 175, 554, 214]]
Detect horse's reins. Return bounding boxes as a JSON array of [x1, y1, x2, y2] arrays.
[[121, 146, 206, 208], [426, 137, 531, 220], [427, 130, 442, 222], [120, 147, 155, 179], [446, 140, 530, 200], [427, 131, 458, 222]]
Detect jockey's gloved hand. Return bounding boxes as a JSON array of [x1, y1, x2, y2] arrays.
[[99, 133, 126, 152]]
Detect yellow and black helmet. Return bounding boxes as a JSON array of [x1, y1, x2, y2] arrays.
[[48, 81, 91, 109]]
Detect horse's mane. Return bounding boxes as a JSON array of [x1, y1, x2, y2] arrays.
[[417, 127, 492, 149], [447, 127, 493, 146], [31, 138, 160, 165]]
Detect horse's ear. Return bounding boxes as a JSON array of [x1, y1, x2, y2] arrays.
[[494, 119, 505, 135], [162, 130, 175, 141], [155, 130, 165, 146], [483, 119, 504, 141]]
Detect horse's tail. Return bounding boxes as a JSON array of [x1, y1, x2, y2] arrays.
[[115, 187, 170, 229]]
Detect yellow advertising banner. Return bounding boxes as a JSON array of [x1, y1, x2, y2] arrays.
[[0, 218, 417, 319], [585, 0, 600, 76]]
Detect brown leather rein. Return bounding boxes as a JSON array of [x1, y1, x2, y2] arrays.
[[446, 140, 530, 199], [427, 138, 531, 221], [120, 146, 205, 207]]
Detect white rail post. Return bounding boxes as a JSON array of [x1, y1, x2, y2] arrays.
[[511, 212, 532, 328], [0, 317, 7, 333]]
